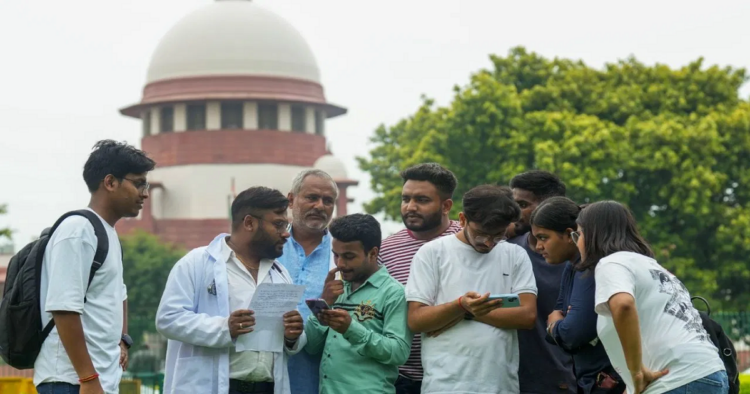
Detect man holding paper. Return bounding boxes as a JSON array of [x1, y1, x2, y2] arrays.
[[304, 213, 412, 394], [156, 187, 306, 394]]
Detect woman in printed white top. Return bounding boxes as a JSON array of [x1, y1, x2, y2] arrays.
[[574, 201, 728, 394]]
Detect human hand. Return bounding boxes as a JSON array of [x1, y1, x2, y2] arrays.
[[80, 378, 104, 394], [283, 310, 304, 341], [460, 292, 502, 317], [631, 366, 669, 393], [322, 267, 344, 306], [427, 315, 463, 338], [119, 342, 129, 371], [320, 309, 352, 334], [547, 310, 565, 335], [228, 309, 255, 339]]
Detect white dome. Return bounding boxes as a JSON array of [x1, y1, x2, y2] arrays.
[[146, 1, 321, 84], [314, 155, 348, 180]]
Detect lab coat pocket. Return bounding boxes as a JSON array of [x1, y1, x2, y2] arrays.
[[172, 356, 212, 394]]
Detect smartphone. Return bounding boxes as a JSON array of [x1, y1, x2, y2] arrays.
[[305, 298, 330, 315], [488, 293, 520, 308]]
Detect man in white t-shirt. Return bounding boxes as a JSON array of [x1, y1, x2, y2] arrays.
[[35, 140, 155, 394], [405, 185, 538, 394]]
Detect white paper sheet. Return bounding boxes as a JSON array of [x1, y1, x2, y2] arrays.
[[235, 283, 305, 352]]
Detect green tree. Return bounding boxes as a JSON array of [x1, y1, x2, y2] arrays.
[[358, 47, 750, 310], [0, 204, 11, 241], [121, 230, 185, 344]]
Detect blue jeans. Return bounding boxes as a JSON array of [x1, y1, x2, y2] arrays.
[[663, 370, 729, 394], [287, 350, 322, 394], [36, 382, 80, 394]]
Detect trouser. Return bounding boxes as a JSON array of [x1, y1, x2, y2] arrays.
[[662, 370, 729, 394], [229, 379, 275, 394], [36, 382, 80, 394], [395, 375, 422, 394]]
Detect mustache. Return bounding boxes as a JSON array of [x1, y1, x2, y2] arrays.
[[305, 210, 328, 219], [404, 213, 423, 219]]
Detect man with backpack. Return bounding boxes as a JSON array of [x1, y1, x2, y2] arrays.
[[1, 140, 155, 394]]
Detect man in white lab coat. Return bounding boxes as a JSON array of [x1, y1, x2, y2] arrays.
[[156, 186, 307, 394]]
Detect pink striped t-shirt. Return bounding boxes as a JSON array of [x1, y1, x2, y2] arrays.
[[378, 220, 462, 381]]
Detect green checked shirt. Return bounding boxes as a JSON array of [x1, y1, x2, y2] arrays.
[[304, 266, 412, 394]]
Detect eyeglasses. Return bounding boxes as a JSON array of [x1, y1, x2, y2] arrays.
[[248, 214, 289, 234], [465, 227, 507, 246], [571, 231, 581, 244], [123, 178, 150, 192]]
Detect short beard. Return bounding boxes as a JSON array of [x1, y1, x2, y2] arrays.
[[250, 230, 283, 260], [402, 210, 443, 232]]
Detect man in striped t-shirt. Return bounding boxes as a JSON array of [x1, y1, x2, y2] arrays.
[[378, 163, 461, 394]]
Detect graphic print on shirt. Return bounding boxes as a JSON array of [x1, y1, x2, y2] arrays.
[[649, 269, 710, 342], [354, 300, 377, 322], [334, 301, 384, 322]]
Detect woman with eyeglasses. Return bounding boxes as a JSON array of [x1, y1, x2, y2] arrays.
[[530, 197, 625, 394], [574, 200, 728, 394]]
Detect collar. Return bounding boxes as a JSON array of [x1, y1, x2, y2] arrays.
[[207, 233, 229, 262], [207, 233, 284, 275], [288, 226, 330, 244], [347, 266, 389, 291]]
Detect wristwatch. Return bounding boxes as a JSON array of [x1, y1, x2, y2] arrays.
[[121, 334, 133, 349]]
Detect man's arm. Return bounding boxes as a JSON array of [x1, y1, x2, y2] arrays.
[[344, 291, 412, 365], [122, 300, 128, 337], [407, 300, 465, 333], [52, 312, 98, 378], [155, 255, 234, 348], [473, 293, 537, 329]]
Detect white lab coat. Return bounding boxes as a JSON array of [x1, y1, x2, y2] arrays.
[[156, 234, 307, 394]]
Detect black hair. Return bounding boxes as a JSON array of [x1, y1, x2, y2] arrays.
[[509, 170, 566, 200], [497, 185, 513, 200], [576, 200, 654, 271], [530, 196, 580, 233], [462, 185, 521, 230], [83, 140, 156, 192], [401, 163, 458, 200], [329, 213, 382, 253], [231, 186, 289, 229]]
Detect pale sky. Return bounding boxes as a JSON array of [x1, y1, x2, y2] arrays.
[[1, 0, 749, 246]]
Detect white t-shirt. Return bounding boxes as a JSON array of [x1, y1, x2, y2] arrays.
[[34, 210, 127, 393], [405, 235, 537, 394], [594, 251, 725, 394]]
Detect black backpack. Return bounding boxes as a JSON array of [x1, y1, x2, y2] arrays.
[[0, 210, 109, 369], [692, 296, 740, 394]]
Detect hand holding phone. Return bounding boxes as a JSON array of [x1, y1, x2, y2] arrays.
[[487, 293, 520, 308], [305, 298, 330, 316]]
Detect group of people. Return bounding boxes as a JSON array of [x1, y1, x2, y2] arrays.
[[31, 140, 729, 394]]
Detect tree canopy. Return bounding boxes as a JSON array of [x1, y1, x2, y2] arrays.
[[358, 46, 750, 310], [121, 230, 185, 343], [0, 205, 11, 242]]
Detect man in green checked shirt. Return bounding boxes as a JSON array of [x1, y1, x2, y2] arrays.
[[303, 213, 412, 394]]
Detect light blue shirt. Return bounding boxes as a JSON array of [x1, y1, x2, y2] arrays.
[[277, 228, 333, 394]]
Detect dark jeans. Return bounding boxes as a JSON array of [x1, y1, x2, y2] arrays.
[[228, 379, 275, 394], [36, 382, 80, 394], [395, 375, 422, 394], [662, 370, 729, 394]]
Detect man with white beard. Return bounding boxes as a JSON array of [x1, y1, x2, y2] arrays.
[[277, 169, 339, 394]]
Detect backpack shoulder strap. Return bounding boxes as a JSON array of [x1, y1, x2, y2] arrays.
[[41, 210, 110, 338]]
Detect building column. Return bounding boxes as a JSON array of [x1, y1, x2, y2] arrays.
[[278, 104, 291, 132], [207, 101, 221, 130]]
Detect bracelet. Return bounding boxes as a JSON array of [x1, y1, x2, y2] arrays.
[[457, 296, 471, 314], [78, 373, 99, 383]]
